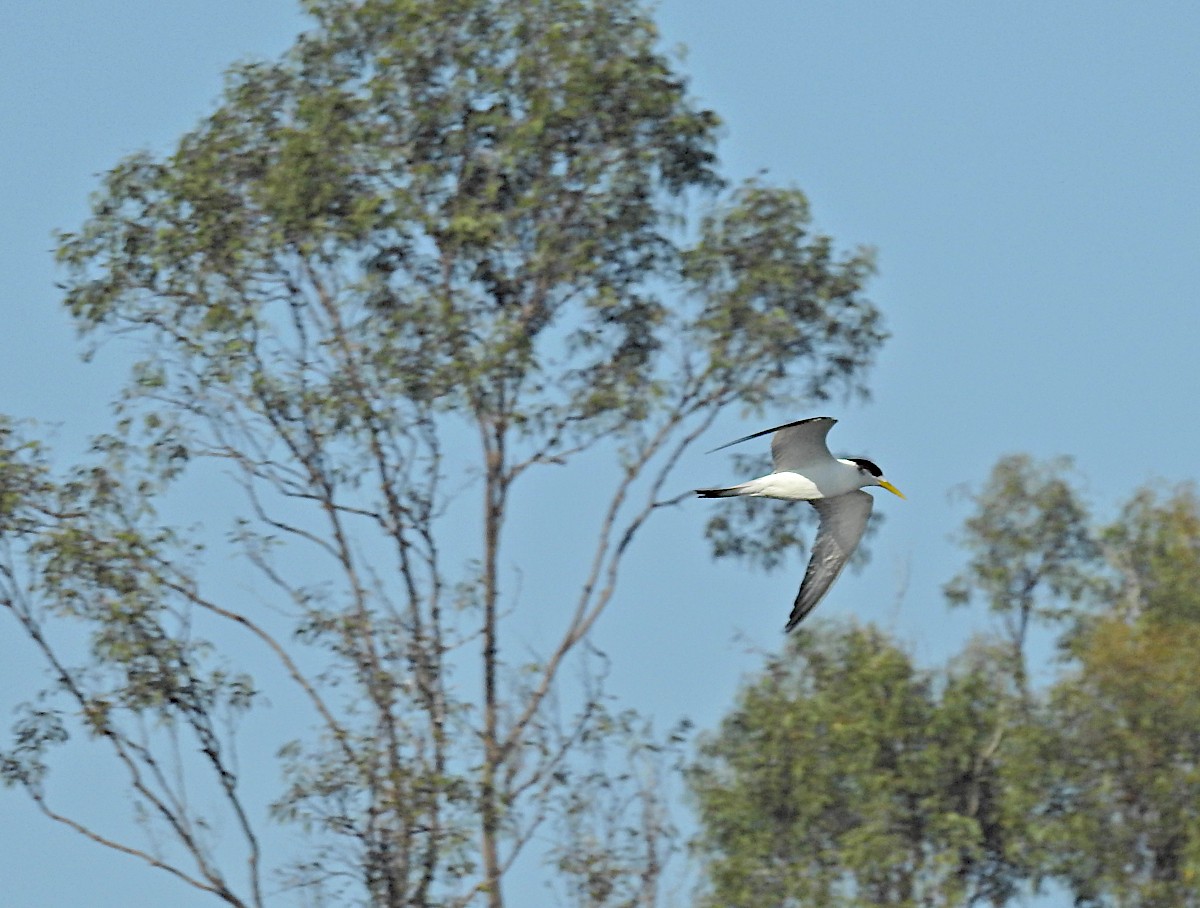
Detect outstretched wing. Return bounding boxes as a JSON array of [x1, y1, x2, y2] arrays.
[[708, 416, 837, 473], [786, 490, 872, 632]]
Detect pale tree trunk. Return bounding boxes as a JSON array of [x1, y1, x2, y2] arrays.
[[480, 418, 507, 908]]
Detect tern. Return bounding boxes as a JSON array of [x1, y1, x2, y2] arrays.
[[696, 416, 904, 632]]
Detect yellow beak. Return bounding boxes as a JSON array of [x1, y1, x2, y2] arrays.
[[878, 480, 905, 500]]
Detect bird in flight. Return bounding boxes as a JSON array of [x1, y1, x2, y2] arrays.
[[696, 417, 904, 632]]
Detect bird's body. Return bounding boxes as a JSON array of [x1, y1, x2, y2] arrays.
[[696, 417, 903, 632], [695, 459, 868, 501]]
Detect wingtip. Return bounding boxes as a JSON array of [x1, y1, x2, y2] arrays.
[[784, 611, 814, 634], [705, 416, 838, 456]]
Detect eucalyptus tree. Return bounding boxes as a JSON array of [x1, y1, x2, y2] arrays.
[[944, 454, 1098, 692], [687, 624, 1031, 908], [1039, 484, 1200, 907], [939, 463, 1200, 905], [0, 1, 884, 906]]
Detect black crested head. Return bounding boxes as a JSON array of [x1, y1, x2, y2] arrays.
[[847, 457, 883, 477]]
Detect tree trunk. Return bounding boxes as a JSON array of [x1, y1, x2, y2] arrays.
[[480, 436, 505, 908]]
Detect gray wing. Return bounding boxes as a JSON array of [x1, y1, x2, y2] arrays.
[[785, 490, 873, 632], [708, 417, 837, 473]]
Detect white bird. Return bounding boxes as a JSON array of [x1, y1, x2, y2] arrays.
[[696, 416, 904, 632]]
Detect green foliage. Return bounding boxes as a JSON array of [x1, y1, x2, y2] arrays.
[[0, 704, 67, 794], [0, 417, 51, 530], [689, 624, 1025, 907], [945, 454, 1097, 620], [1099, 483, 1200, 625], [683, 183, 880, 409], [1042, 618, 1200, 907], [547, 704, 692, 908], [58, 0, 727, 428], [1033, 485, 1200, 908], [944, 454, 1098, 688], [53, 0, 881, 451]]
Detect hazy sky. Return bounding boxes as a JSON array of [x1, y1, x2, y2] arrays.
[[2, 3, 1198, 905]]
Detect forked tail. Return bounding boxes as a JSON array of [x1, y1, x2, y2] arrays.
[[695, 486, 743, 498]]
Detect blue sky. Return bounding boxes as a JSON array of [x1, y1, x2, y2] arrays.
[[2, 3, 1198, 905]]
